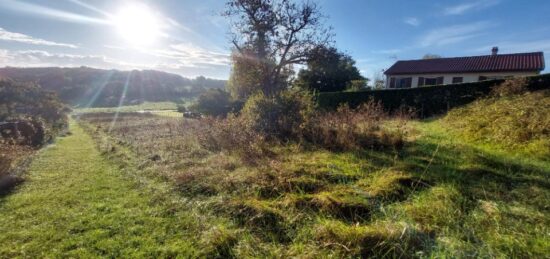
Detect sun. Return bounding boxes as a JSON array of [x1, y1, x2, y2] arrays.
[[112, 4, 161, 46]]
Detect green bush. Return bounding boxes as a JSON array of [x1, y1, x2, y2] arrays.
[[190, 89, 237, 117], [0, 80, 68, 144], [240, 91, 315, 140], [317, 74, 550, 117]]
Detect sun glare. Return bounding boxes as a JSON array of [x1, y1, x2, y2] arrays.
[[112, 4, 161, 46]]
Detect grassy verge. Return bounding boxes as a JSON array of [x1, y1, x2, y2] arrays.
[[0, 120, 209, 257]]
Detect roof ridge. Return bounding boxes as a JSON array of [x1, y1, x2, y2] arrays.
[[385, 52, 545, 75], [396, 51, 544, 63]]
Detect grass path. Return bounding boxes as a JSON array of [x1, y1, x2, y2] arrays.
[[0, 121, 200, 258]]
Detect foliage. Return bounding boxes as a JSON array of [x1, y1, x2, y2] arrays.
[[0, 67, 226, 107], [302, 101, 407, 151], [317, 73, 550, 117], [0, 79, 68, 143], [491, 76, 529, 97], [189, 89, 236, 117], [295, 46, 365, 92], [223, 0, 333, 96], [346, 79, 369, 92], [240, 90, 315, 139], [227, 49, 266, 99]]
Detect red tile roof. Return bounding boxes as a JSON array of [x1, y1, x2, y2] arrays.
[[384, 52, 545, 75]]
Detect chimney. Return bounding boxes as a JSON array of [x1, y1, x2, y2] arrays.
[[492, 46, 499, 56]]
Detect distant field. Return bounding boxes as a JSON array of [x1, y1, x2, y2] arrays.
[[74, 101, 178, 113]]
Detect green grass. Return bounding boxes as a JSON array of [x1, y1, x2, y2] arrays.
[[2, 89, 549, 257], [0, 120, 205, 257]]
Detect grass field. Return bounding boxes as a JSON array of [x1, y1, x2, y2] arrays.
[[75, 104, 549, 257], [1, 91, 548, 257], [74, 101, 178, 113]]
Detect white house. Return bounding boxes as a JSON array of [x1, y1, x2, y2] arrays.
[[384, 48, 545, 89]]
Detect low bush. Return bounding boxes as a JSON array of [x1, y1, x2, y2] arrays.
[[0, 79, 69, 144], [240, 91, 315, 140], [195, 115, 270, 164], [302, 100, 406, 151], [190, 89, 239, 117], [491, 77, 528, 97]]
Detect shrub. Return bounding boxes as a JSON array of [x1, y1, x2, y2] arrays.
[[302, 100, 405, 151], [176, 105, 187, 113], [190, 89, 235, 117], [195, 115, 270, 164], [240, 91, 315, 140], [0, 79, 68, 142], [491, 77, 528, 97]]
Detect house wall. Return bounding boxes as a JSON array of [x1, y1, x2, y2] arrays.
[[385, 71, 540, 89]]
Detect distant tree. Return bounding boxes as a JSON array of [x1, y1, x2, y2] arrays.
[[374, 79, 385, 89], [422, 54, 443, 59], [347, 79, 370, 91], [226, 49, 266, 100], [190, 89, 233, 117], [295, 46, 365, 92], [373, 70, 386, 89], [224, 0, 333, 97]]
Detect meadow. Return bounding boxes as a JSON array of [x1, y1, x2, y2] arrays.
[[74, 89, 550, 257]]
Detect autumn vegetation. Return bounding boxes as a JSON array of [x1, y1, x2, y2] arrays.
[[0, 0, 548, 257]]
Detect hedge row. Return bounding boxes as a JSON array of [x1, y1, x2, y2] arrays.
[[316, 73, 550, 117]]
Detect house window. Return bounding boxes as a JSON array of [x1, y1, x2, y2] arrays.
[[452, 77, 463, 83], [421, 77, 444, 86], [424, 78, 437, 85], [479, 76, 504, 81], [389, 77, 412, 88]]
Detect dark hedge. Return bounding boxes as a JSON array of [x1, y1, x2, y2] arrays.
[[316, 73, 550, 117]]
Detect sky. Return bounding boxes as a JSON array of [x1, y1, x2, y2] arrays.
[[0, 0, 549, 80]]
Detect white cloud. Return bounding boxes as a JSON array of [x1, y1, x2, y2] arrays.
[[0, 27, 78, 48], [372, 48, 404, 55], [473, 39, 550, 53], [0, 46, 231, 79], [0, 49, 111, 67], [418, 21, 494, 47], [0, 0, 109, 25], [404, 17, 420, 27], [443, 0, 500, 15]]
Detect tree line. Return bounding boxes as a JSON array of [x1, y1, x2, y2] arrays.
[[0, 67, 226, 107]]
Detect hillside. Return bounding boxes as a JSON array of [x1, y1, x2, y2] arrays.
[[0, 67, 226, 107]]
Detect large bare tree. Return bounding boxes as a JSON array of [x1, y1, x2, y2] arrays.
[[224, 0, 333, 97]]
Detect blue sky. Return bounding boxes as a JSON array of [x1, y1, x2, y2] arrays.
[[0, 0, 549, 80]]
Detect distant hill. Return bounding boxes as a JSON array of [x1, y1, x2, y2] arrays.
[[0, 67, 226, 107]]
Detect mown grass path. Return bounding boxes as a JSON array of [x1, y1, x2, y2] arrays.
[[0, 121, 199, 258]]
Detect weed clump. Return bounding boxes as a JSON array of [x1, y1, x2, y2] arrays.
[[200, 226, 239, 259], [303, 101, 407, 151], [491, 77, 528, 97], [314, 219, 431, 257]]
